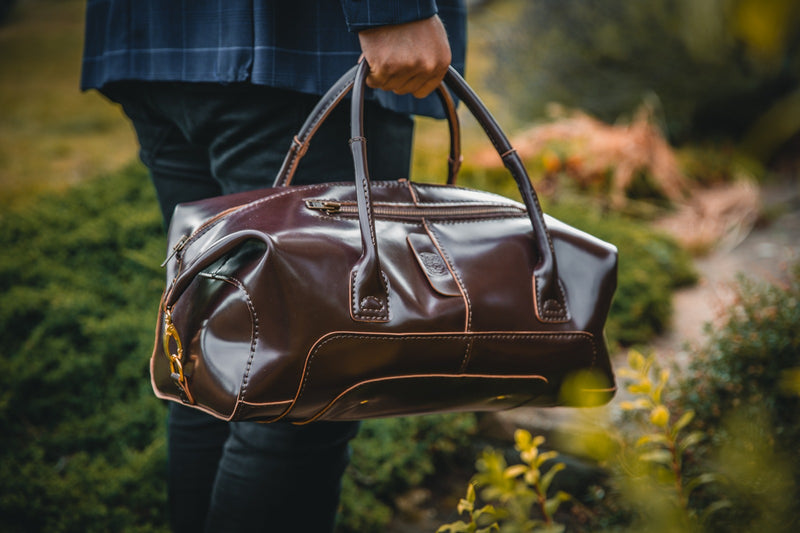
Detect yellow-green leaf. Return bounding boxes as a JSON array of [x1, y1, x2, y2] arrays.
[[635, 433, 670, 447], [504, 465, 527, 479], [650, 405, 669, 428], [673, 410, 695, 433], [678, 431, 705, 453], [639, 449, 673, 466], [628, 349, 646, 371]]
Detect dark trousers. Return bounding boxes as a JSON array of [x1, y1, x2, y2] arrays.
[[105, 81, 414, 532]]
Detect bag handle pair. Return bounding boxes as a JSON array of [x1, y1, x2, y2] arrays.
[[164, 61, 568, 325], [344, 61, 567, 324]]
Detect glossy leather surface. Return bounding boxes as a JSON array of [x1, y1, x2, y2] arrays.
[[151, 65, 618, 423]]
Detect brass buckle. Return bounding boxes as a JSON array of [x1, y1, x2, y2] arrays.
[[163, 309, 195, 404]]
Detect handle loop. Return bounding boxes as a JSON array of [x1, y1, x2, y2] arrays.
[[272, 67, 461, 188], [348, 61, 568, 323]]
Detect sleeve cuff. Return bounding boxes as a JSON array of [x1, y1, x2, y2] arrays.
[[340, 0, 438, 32]]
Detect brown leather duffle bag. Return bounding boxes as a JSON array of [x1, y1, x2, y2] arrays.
[[151, 62, 618, 423]]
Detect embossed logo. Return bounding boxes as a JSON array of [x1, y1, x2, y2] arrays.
[[419, 252, 448, 276]]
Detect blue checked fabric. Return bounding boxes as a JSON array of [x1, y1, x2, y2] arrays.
[[81, 0, 466, 118]]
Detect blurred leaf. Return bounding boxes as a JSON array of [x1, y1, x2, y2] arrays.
[[636, 433, 670, 448], [672, 410, 695, 434], [650, 405, 670, 428], [639, 450, 674, 466]]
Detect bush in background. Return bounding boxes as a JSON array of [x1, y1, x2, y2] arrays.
[[338, 413, 477, 533], [677, 268, 800, 531], [0, 164, 169, 532]]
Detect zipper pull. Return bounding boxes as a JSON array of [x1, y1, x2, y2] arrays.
[[160, 235, 189, 268], [305, 199, 341, 214]]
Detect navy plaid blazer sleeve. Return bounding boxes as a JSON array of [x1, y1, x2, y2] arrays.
[[81, 0, 466, 118], [340, 0, 438, 31]]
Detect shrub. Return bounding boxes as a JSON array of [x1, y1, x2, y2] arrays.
[[677, 268, 800, 531], [0, 163, 169, 532], [337, 413, 477, 533]]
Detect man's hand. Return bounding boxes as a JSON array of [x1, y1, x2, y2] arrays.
[[358, 15, 451, 99]]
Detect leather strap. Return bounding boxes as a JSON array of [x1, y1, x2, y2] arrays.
[[272, 66, 462, 187], [349, 61, 568, 323]]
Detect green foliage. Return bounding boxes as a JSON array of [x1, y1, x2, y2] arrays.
[[337, 413, 477, 533], [473, 0, 800, 148], [0, 163, 169, 531], [678, 268, 800, 531], [439, 431, 571, 533], [616, 351, 727, 532]]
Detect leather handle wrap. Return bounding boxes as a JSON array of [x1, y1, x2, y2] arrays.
[[349, 61, 568, 323], [272, 66, 461, 188]]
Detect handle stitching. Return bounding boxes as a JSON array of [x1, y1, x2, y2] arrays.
[[280, 79, 354, 186]]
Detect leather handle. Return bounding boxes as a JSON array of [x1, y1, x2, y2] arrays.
[[166, 63, 567, 324], [272, 66, 461, 188], [350, 61, 568, 323]]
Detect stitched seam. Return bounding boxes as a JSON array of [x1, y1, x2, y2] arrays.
[[298, 371, 551, 424], [284, 81, 352, 182], [407, 180, 421, 205], [424, 215, 527, 224], [459, 338, 474, 373], [239, 399, 293, 407], [425, 221, 472, 331], [297, 332, 596, 406], [314, 214, 426, 225], [534, 276, 570, 320], [304, 198, 523, 209], [198, 272, 259, 406], [359, 169, 380, 259], [413, 181, 522, 200], [351, 270, 390, 320], [178, 183, 334, 270], [315, 215, 523, 224]]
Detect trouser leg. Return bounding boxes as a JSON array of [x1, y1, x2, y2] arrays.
[[167, 404, 230, 533], [204, 421, 360, 533]]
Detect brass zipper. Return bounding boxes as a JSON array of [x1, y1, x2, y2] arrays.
[[160, 203, 247, 267], [305, 199, 525, 218]]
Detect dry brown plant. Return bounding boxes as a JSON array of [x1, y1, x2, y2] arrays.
[[475, 104, 690, 208], [475, 106, 762, 253], [654, 180, 761, 254]]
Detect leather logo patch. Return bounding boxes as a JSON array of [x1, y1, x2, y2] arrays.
[[407, 233, 461, 297], [419, 252, 448, 276]]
